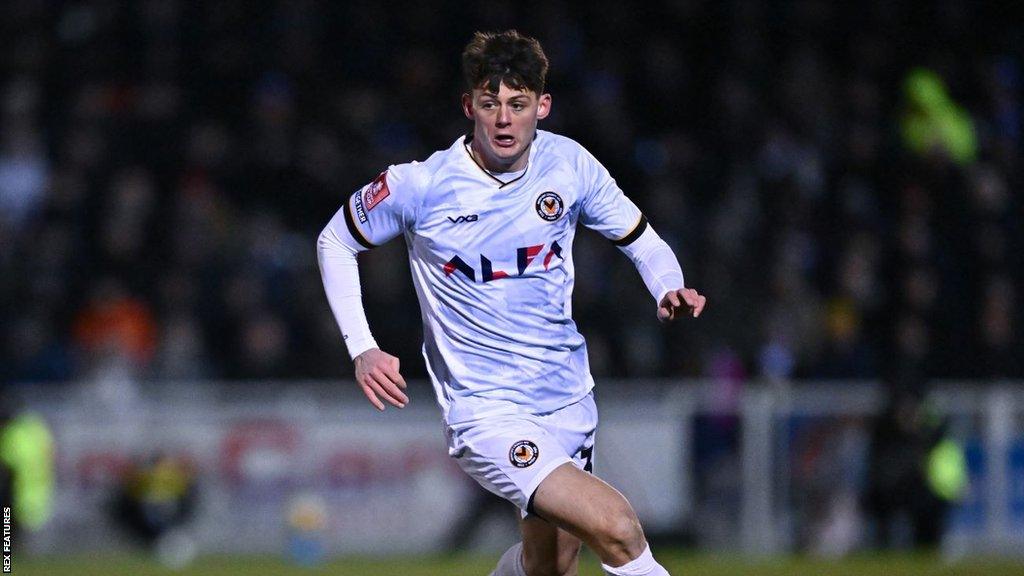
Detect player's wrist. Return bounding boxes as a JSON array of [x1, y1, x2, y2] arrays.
[[657, 286, 681, 303], [349, 340, 380, 361]]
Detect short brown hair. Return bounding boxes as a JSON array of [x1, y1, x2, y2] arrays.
[[462, 30, 549, 94]]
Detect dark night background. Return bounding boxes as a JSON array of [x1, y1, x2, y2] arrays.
[[1, 1, 1020, 387]]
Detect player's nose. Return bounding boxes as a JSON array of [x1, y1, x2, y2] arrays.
[[496, 105, 511, 126]]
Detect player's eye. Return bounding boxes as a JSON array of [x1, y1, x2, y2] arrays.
[[511, 102, 525, 111]]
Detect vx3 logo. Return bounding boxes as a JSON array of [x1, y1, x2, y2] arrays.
[[443, 242, 564, 282], [447, 214, 479, 223]]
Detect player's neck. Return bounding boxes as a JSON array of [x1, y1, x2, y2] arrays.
[[470, 138, 531, 174]]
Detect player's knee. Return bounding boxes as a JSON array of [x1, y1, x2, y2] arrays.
[[592, 511, 645, 565], [522, 541, 580, 576]]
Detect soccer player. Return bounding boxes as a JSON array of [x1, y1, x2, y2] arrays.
[[318, 30, 706, 576]]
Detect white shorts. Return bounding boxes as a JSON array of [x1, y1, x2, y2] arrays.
[[445, 393, 598, 515]]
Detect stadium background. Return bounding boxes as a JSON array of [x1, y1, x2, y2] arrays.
[[1, 0, 1022, 574]]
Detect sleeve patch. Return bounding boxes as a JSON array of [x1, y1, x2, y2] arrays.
[[353, 189, 368, 223], [363, 171, 391, 211]]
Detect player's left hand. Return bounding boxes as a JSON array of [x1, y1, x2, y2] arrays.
[[658, 287, 706, 322]]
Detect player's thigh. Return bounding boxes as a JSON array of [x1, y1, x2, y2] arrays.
[[530, 461, 642, 549], [519, 512, 581, 576]]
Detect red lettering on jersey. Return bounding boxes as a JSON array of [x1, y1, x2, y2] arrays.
[[543, 241, 563, 270], [543, 250, 557, 270], [517, 244, 544, 275], [364, 171, 391, 211]]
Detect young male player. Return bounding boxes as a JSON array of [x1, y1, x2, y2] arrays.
[[318, 30, 706, 576]]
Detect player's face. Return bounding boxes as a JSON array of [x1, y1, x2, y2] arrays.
[[462, 82, 551, 173]]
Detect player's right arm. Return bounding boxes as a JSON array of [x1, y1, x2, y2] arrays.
[[317, 168, 419, 410]]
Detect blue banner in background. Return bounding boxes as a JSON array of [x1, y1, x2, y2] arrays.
[[1009, 441, 1024, 525], [949, 438, 1024, 532]]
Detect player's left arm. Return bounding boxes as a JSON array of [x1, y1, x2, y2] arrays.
[[616, 224, 706, 322], [576, 148, 706, 322]]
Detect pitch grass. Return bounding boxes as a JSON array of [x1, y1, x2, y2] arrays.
[[12, 550, 1024, 575]]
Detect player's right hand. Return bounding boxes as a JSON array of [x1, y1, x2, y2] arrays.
[[353, 348, 408, 410]]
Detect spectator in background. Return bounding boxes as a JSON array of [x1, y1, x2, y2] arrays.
[[901, 68, 977, 167], [0, 121, 49, 235], [0, 392, 55, 532], [809, 298, 878, 380], [109, 450, 201, 568], [977, 275, 1018, 377], [0, 453, 10, 523], [863, 380, 967, 549], [3, 312, 74, 383], [71, 277, 157, 416], [72, 277, 158, 380], [112, 452, 198, 547]]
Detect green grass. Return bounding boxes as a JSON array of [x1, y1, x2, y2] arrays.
[[11, 550, 1024, 576]]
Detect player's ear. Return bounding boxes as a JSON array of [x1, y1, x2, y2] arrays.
[[536, 93, 552, 120], [461, 93, 474, 120]]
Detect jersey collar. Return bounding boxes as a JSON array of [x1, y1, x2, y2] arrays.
[[463, 132, 536, 189]]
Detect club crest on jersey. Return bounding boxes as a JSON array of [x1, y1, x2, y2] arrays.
[[509, 440, 539, 468], [363, 171, 391, 211], [535, 191, 564, 222]]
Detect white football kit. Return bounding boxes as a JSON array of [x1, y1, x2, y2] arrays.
[[319, 129, 685, 511]]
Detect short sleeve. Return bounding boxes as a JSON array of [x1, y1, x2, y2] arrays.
[[577, 150, 647, 246], [335, 165, 420, 251]]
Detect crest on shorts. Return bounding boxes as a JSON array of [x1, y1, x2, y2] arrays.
[[363, 171, 390, 211], [535, 191, 563, 222], [509, 440, 539, 468]]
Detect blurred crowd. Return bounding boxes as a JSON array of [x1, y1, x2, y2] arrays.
[[1, 0, 1020, 385]]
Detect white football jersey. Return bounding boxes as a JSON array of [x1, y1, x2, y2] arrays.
[[332, 130, 647, 424]]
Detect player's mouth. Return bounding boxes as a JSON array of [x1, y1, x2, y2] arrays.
[[493, 134, 516, 148]]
